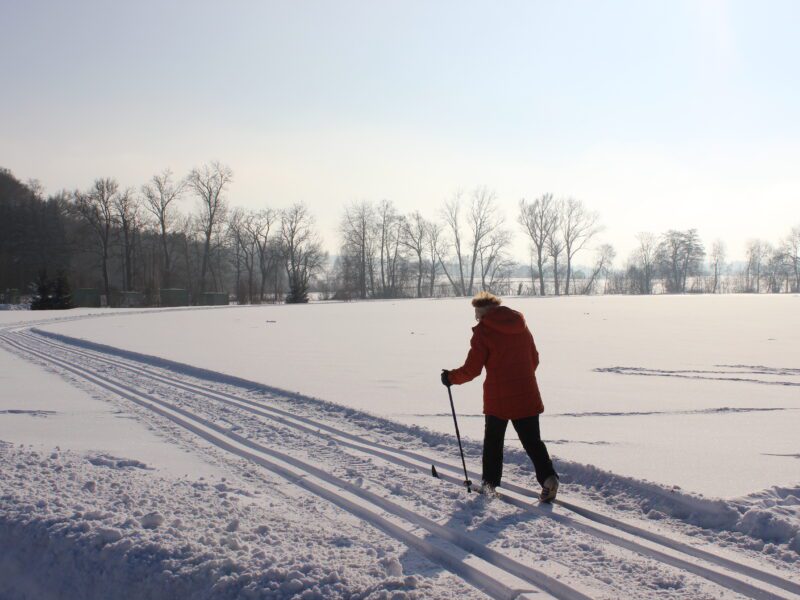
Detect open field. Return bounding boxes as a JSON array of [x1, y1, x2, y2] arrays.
[[21, 294, 799, 498], [2, 295, 799, 599]]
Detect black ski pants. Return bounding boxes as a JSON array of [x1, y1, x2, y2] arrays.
[[482, 414, 557, 488]]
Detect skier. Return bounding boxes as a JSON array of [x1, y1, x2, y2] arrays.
[[441, 292, 559, 502]]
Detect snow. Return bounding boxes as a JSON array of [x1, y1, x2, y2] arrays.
[[0, 445, 457, 600], [0, 342, 224, 480], [1, 297, 799, 599], [33, 295, 800, 497]]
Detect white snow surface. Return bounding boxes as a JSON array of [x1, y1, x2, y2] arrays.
[[30, 295, 800, 497], [1, 297, 799, 599], [1, 444, 470, 600]]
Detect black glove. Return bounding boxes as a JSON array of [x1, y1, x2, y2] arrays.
[[440, 369, 451, 387]]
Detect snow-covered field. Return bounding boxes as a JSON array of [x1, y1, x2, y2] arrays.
[[1, 296, 799, 599], [15, 295, 799, 497]]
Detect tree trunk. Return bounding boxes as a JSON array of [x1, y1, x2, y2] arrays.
[[200, 237, 210, 294], [537, 247, 546, 296], [360, 242, 367, 299], [161, 223, 171, 288], [552, 255, 560, 296], [416, 250, 423, 298], [101, 249, 110, 304], [565, 261, 572, 296]]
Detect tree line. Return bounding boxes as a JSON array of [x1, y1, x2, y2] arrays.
[[336, 189, 603, 299], [615, 229, 800, 294], [0, 164, 324, 305], [334, 190, 799, 298], [1, 165, 798, 307]]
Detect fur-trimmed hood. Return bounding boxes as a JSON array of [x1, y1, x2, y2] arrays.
[[476, 305, 527, 335]]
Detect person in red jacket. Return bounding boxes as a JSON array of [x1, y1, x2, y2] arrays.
[[441, 291, 559, 502]]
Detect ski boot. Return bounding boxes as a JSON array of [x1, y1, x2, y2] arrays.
[[539, 475, 559, 503]]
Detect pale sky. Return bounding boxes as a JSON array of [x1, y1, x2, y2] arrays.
[[2, 1, 799, 263]]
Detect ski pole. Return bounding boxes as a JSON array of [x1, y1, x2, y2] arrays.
[[445, 382, 473, 493]]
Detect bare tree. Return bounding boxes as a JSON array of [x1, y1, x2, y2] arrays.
[[478, 228, 512, 292], [467, 187, 504, 294], [679, 229, 706, 293], [402, 211, 428, 298], [783, 225, 800, 292], [438, 192, 467, 295], [174, 213, 198, 297], [340, 201, 377, 299], [425, 221, 443, 297], [376, 200, 405, 297], [72, 178, 119, 301], [141, 169, 185, 288], [657, 231, 681, 293], [439, 187, 504, 296], [187, 161, 233, 293], [710, 239, 726, 293], [547, 199, 567, 295], [582, 244, 616, 295], [518, 193, 556, 296], [227, 210, 244, 302], [764, 245, 789, 293], [657, 229, 705, 293], [560, 197, 601, 295], [482, 238, 514, 293], [634, 233, 657, 294], [113, 188, 141, 291], [280, 203, 326, 303], [246, 209, 277, 302], [745, 239, 768, 293], [227, 208, 258, 303]]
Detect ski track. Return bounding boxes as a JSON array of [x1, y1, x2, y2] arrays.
[[595, 366, 800, 387], [3, 328, 800, 600], [0, 409, 56, 417], [410, 407, 797, 419], [554, 407, 796, 418], [7, 328, 800, 600], [1, 332, 585, 600]]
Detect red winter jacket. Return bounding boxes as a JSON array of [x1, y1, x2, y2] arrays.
[[447, 305, 544, 420]]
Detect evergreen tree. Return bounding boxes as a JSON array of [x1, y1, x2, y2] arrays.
[[30, 270, 73, 309], [30, 270, 53, 310], [52, 271, 74, 309]]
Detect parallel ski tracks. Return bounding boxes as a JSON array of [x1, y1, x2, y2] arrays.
[[5, 329, 800, 600], [2, 331, 587, 600]]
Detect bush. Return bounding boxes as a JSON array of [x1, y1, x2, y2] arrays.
[[31, 271, 73, 310]]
